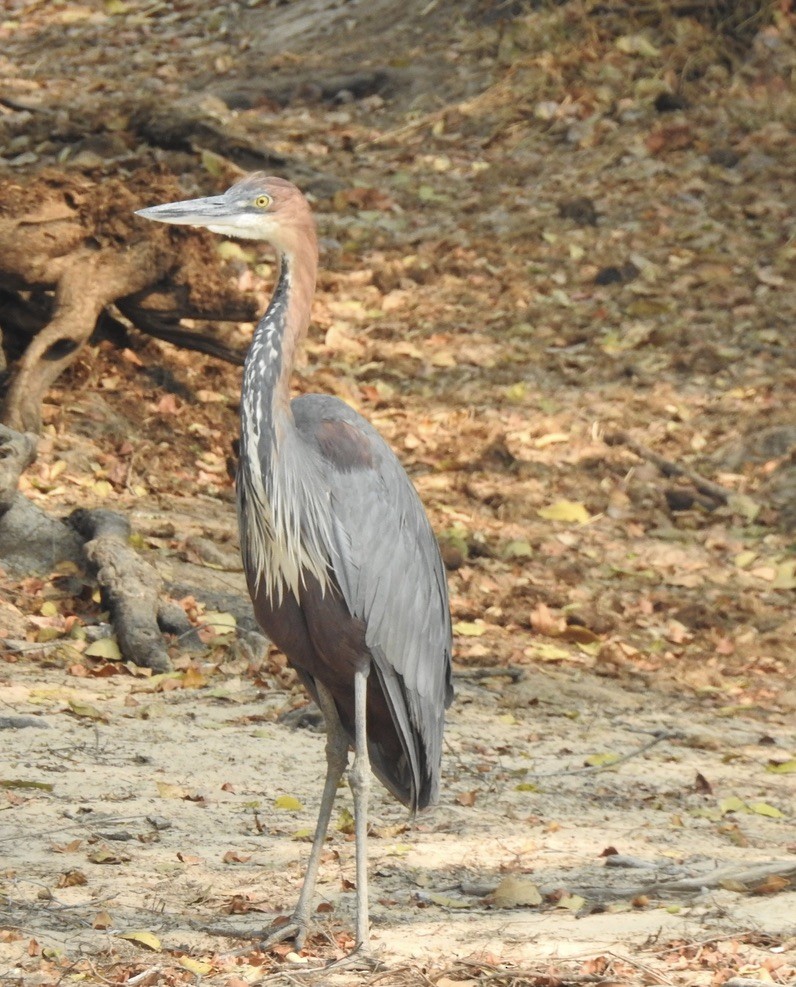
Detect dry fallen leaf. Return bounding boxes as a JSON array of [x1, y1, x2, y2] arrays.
[[491, 876, 542, 908], [116, 930, 161, 951], [538, 500, 591, 524], [274, 795, 303, 811]]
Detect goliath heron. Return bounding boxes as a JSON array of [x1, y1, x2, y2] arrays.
[[136, 175, 453, 953]]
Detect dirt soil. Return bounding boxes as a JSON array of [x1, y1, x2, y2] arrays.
[[1, 1, 795, 985]]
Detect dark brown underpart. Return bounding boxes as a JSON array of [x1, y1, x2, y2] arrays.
[[251, 572, 416, 808]]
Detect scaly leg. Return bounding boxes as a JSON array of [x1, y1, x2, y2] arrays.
[[261, 680, 348, 950], [348, 664, 371, 951]]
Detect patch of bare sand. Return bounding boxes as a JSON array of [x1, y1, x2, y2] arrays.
[[1, 657, 793, 983]]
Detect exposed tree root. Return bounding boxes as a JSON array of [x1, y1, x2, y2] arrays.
[[0, 424, 205, 670], [67, 507, 204, 673], [0, 169, 258, 432], [605, 429, 737, 503], [0, 424, 85, 572]]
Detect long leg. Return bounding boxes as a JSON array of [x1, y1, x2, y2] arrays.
[[261, 680, 348, 950], [349, 664, 371, 950]]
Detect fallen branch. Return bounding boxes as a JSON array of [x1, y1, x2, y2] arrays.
[[605, 429, 735, 503], [0, 170, 258, 431], [570, 859, 796, 908]]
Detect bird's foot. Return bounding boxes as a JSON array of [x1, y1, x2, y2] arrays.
[[322, 943, 386, 973], [258, 916, 311, 952]]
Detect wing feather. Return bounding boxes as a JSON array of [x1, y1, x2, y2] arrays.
[[294, 395, 452, 807]]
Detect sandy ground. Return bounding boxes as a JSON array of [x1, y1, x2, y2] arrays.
[[1, 0, 795, 983], [1, 638, 794, 984]]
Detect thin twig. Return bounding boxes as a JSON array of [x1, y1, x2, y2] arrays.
[[605, 430, 735, 503], [527, 730, 681, 779], [455, 666, 526, 683]]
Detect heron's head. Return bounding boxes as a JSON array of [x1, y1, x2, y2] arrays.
[[136, 174, 316, 258]]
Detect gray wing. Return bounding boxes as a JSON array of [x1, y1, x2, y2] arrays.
[[294, 394, 453, 807]]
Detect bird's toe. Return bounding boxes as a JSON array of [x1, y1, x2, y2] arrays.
[[258, 918, 309, 951]]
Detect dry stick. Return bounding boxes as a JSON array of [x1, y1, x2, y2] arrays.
[[526, 730, 681, 779], [455, 666, 526, 683], [452, 961, 619, 985], [357, 76, 515, 149], [605, 430, 735, 503]]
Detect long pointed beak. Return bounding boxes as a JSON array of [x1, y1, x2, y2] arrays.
[[135, 194, 229, 228]]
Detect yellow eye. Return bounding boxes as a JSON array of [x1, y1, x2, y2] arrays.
[[254, 194, 271, 209]]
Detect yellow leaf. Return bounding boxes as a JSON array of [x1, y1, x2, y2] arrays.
[[453, 620, 487, 637], [538, 500, 591, 524], [117, 930, 161, 951], [584, 752, 620, 768], [157, 782, 190, 799], [181, 666, 208, 689], [200, 611, 237, 636], [491, 876, 542, 908], [67, 699, 107, 722], [84, 638, 122, 660], [555, 893, 586, 912], [336, 807, 354, 834], [40, 601, 59, 617], [0, 778, 54, 792], [719, 796, 747, 815], [504, 539, 533, 559], [515, 782, 539, 792], [504, 382, 526, 404], [727, 494, 760, 522], [616, 33, 661, 57], [200, 148, 226, 177], [524, 642, 573, 662], [275, 795, 303, 811], [734, 551, 757, 569], [534, 432, 570, 448], [766, 758, 796, 774], [497, 713, 517, 725], [747, 801, 784, 819], [425, 892, 473, 909], [179, 957, 213, 976], [771, 560, 796, 590]]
